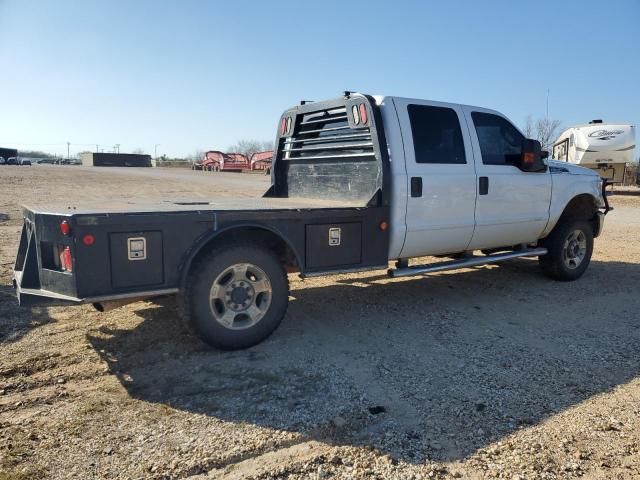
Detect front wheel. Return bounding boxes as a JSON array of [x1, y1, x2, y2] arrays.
[[180, 244, 289, 349], [539, 219, 594, 281]]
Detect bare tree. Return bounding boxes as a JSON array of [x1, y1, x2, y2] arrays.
[[18, 149, 57, 160], [188, 150, 205, 164], [522, 116, 562, 152], [535, 118, 563, 152], [523, 115, 534, 138], [227, 139, 272, 158]]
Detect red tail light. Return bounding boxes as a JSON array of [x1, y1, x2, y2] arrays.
[[359, 104, 368, 125], [280, 117, 287, 135], [82, 234, 95, 246], [60, 220, 71, 236], [59, 246, 73, 272]]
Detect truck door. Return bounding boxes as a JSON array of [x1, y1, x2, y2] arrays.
[[393, 98, 477, 257], [463, 107, 552, 249]]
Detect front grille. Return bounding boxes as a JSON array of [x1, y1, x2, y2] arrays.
[[280, 106, 375, 162]]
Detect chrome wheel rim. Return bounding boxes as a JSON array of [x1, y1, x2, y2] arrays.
[[209, 263, 272, 330], [562, 229, 587, 270]]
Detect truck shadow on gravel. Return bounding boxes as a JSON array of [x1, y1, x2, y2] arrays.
[[88, 258, 640, 463], [0, 285, 55, 344]]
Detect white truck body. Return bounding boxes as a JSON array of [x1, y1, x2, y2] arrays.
[[373, 95, 605, 260]]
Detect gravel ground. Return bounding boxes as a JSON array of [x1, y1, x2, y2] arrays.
[[1, 165, 639, 480]]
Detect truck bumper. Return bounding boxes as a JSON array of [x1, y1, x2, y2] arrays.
[[13, 271, 83, 307], [13, 271, 178, 308], [594, 211, 605, 238]]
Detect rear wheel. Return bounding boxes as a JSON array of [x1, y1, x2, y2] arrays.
[[539, 219, 593, 281], [180, 244, 289, 349]]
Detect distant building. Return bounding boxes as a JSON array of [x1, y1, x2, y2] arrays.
[[81, 152, 152, 167], [0, 147, 18, 163]]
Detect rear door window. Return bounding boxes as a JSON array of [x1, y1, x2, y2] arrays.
[[408, 105, 466, 164]]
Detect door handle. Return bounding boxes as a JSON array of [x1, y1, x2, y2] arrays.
[[479, 176, 489, 195], [410, 177, 422, 197]]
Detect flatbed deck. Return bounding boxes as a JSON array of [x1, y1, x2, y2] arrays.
[[24, 196, 363, 216]]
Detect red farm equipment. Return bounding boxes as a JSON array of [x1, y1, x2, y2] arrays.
[[197, 151, 250, 172], [225, 153, 250, 171], [249, 151, 274, 175]]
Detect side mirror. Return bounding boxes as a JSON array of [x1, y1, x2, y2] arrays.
[[519, 139, 547, 172]]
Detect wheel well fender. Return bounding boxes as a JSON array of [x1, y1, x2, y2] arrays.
[[179, 224, 302, 288], [545, 194, 599, 237]]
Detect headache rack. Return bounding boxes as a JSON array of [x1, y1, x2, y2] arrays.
[[284, 106, 375, 161], [267, 93, 388, 205]]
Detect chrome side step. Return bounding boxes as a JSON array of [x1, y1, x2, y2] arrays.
[[388, 248, 548, 278]]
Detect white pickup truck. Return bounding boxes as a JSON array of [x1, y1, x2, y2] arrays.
[[13, 92, 609, 349]]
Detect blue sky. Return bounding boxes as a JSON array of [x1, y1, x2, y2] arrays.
[[0, 0, 638, 158]]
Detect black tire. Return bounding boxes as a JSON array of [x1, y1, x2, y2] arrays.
[[539, 218, 593, 281], [179, 244, 289, 350]]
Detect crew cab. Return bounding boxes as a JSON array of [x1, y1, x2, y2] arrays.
[[13, 92, 609, 349]]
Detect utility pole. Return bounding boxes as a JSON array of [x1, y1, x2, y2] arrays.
[[154, 144, 160, 159], [546, 88, 550, 120], [115, 144, 120, 154], [67, 142, 70, 162]]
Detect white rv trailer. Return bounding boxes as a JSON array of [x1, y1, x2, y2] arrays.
[[552, 120, 636, 183]]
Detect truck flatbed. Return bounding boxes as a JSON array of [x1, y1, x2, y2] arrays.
[[23, 196, 362, 216]]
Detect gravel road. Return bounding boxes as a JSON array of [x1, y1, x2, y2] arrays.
[[1, 165, 639, 479]]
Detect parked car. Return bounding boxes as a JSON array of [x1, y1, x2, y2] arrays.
[[13, 92, 609, 350]]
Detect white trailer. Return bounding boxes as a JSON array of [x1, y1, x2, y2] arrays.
[[552, 120, 636, 183]]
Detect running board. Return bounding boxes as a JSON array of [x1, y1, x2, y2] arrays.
[[388, 248, 548, 278]]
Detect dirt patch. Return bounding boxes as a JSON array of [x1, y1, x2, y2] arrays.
[[1, 165, 639, 479]]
